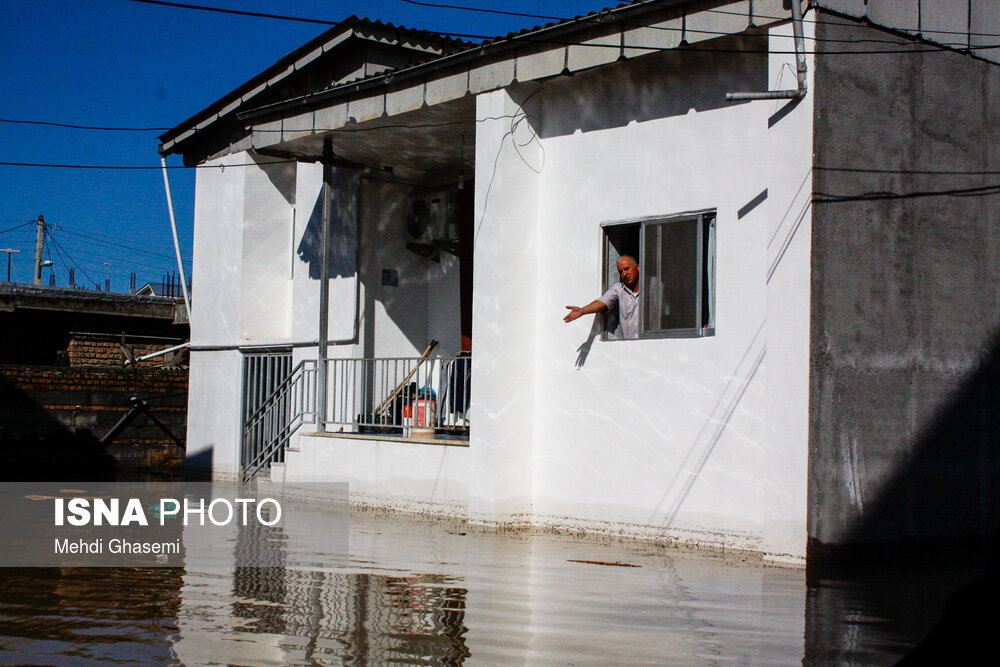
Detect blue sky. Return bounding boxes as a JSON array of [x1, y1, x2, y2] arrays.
[[0, 0, 602, 290]]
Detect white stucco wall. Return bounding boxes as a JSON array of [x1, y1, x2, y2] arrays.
[[189, 22, 813, 561], [187, 153, 250, 477], [467, 88, 541, 522], [188, 152, 463, 474], [239, 156, 295, 341], [468, 27, 814, 560], [283, 436, 469, 513], [760, 23, 813, 560]]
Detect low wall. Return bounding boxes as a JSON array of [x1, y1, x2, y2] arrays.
[[286, 434, 470, 515], [0, 365, 188, 473], [67, 334, 184, 368]]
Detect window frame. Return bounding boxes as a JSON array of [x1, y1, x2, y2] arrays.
[[600, 210, 716, 341]]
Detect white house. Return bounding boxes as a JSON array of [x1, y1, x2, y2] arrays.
[[161, 0, 1000, 565]]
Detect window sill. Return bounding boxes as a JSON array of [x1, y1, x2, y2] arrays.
[[304, 430, 470, 447]]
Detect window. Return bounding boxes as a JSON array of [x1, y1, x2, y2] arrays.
[[601, 211, 716, 340]]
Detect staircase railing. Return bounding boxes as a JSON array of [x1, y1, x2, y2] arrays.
[[241, 359, 317, 483]]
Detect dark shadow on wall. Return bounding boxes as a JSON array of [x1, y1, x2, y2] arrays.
[[360, 178, 464, 357], [252, 152, 297, 207], [803, 332, 1000, 662], [0, 374, 116, 482], [297, 167, 360, 280], [184, 448, 213, 481], [809, 330, 1000, 564], [512, 31, 767, 139], [0, 371, 188, 481], [574, 316, 603, 369]]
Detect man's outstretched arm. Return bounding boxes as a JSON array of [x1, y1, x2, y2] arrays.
[[564, 300, 608, 323]]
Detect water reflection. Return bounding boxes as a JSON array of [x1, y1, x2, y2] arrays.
[[0, 567, 182, 664], [224, 568, 469, 665], [0, 505, 982, 665]]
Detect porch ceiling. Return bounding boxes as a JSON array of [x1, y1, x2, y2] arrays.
[[254, 96, 476, 184]]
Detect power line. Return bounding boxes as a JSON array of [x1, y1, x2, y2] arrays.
[[0, 161, 190, 170], [44, 229, 173, 289], [52, 225, 192, 264], [0, 118, 169, 131], [125, 0, 337, 26], [705, 5, 1000, 40], [122, 0, 1000, 54], [0, 220, 36, 235], [398, 0, 560, 22], [813, 182, 1000, 203], [403, 0, 1000, 41], [49, 236, 192, 274], [44, 227, 97, 287], [816, 166, 1000, 176]]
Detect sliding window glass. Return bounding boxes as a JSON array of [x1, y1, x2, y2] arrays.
[[601, 211, 715, 340]]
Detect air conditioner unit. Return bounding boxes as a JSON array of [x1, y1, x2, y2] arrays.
[[405, 189, 459, 248]]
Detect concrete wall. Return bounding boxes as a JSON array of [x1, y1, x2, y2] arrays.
[[469, 28, 814, 560], [816, 0, 1000, 65], [468, 87, 541, 524], [809, 12, 1000, 557], [282, 436, 469, 514], [187, 153, 247, 477], [187, 150, 463, 476], [0, 365, 187, 474], [357, 178, 462, 360], [188, 24, 815, 561], [239, 156, 295, 341]]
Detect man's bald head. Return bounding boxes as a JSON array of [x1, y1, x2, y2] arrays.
[[616, 255, 639, 291]]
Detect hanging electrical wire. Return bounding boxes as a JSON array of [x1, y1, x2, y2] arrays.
[[44, 226, 98, 287], [125, 0, 337, 25], [0, 220, 36, 235], [42, 223, 188, 286], [52, 225, 192, 264], [122, 0, 1000, 55], [47, 236, 190, 275], [0, 118, 170, 131], [813, 182, 1000, 203]]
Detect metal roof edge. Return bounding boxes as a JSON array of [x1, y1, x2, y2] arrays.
[[159, 15, 474, 152], [235, 0, 686, 124]]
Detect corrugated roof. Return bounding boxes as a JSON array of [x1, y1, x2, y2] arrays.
[[161, 0, 767, 155], [158, 14, 476, 148]]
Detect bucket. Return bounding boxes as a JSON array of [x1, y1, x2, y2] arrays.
[[413, 399, 437, 428]]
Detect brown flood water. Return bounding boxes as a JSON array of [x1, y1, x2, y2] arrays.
[[0, 505, 980, 665]]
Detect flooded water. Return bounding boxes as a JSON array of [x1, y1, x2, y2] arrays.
[[0, 503, 980, 665]]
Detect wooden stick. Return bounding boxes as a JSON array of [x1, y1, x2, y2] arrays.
[[374, 340, 438, 418]]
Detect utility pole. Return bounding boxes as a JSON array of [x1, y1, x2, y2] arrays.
[[1, 248, 20, 282], [33, 215, 45, 286]]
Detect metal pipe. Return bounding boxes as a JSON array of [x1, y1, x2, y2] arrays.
[[123, 341, 191, 366], [317, 139, 333, 428], [726, 90, 806, 101], [726, 1, 807, 102], [160, 155, 192, 322], [790, 0, 808, 94]]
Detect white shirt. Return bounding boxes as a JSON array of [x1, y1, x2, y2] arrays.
[[598, 282, 640, 340]]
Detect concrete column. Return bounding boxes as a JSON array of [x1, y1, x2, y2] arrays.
[[186, 152, 248, 478], [468, 88, 542, 523], [761, 21, 815, 561]]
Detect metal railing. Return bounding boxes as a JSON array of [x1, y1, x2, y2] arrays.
[[327, 355, 471, 437], [241, 358, 318, 483]]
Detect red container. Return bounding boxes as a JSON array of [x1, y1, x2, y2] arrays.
[[413, 399, 437, 427]]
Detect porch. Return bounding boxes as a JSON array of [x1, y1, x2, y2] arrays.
[[239, 349, 471, 482]]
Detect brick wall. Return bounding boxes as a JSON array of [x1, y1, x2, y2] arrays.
[[67, 334, 185, 368], [0, 365, 188, 470]]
